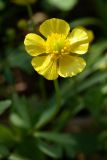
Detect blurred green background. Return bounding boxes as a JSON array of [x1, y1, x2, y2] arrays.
[[0, 0, 107, 159]]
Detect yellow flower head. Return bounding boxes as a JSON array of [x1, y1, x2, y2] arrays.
[[12, 0, 36, 5], [24, 18, 90, 80]]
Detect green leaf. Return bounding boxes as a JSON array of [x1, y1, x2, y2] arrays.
[[0, 124, 14, 146], [99, 116, 107, 127], [0, 0, 6, 11], [87, 41, 107, 67], [84, 86, 103, 116], [46, 0, 78, 11], [34, 132, 76, 146], [0, 99, 11, 115], [4, 67, 15, 84], [7, 47, 32, 74], [72, 133, 98, 155], [98, 130, 107, 151], [15, 136, 45, 160], [75, 72, 107, 94], [35, 132, 76, 158], [63, 71, 107, 106], [9, 154, 29, 160], [11, 94, 31, 129], [93, 54, 107, 70], [35, 105, 58, 129], [10, 113, 28, 129], [38, 139, 62, 158], [95, 0, 107, 23], [0, 144, 9, 159], [71, 17, 101, 27], [54, 104, 84, 132], [65, 144, 76, 158]]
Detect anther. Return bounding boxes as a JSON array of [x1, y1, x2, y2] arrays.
[[55, 51, 59, 54], [53, 50, 56, 54], [61, 49, 64, 53], [64, 46, 67, 50]]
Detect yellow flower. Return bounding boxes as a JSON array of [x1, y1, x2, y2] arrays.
[[24, 18, 89, 80], [12, 0, 36, 5]]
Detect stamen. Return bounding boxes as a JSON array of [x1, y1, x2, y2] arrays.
[[61, 49, 64, 53], [64, 46, 67, 50], [55, 51, 59, 54], [46, 33, 71, 55]]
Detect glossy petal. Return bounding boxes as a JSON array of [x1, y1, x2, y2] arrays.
[[58, 55, 86, 77], [68, 27, 89, 54], [87, 30, 94, 43], [24, 33, 46, 56], [39, 18, 70, 38], [31, 55, 58, 80]]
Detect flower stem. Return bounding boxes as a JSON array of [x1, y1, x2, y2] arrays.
[[53, 79, 61, 113], [26, 4, 35, 31]]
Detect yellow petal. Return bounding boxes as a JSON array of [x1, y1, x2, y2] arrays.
[[68, 27, 89, 54], [87, 30, 94, 43], [75, 26, 94, 43], [58, 55, 86, 77], [39, 18, 70, 38], [24, 33, 46, 56], [31, 55, 58, 80]]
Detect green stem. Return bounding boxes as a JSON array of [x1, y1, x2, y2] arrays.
[[30, 79, 61, 131], [53, 79, 61, 113], [26, 4, 35, 31]]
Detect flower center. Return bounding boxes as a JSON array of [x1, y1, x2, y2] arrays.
[[46, 33, 70, 59]]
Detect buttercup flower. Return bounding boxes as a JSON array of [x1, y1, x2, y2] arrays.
[[24, 18, 90, 80], [12, 0, 36, 5]]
